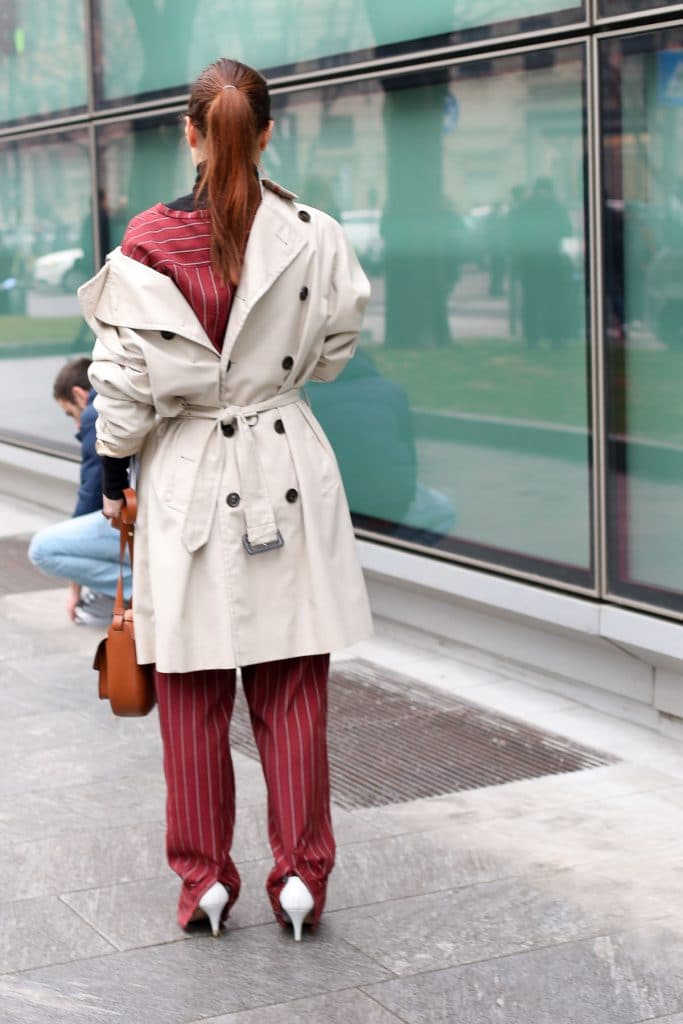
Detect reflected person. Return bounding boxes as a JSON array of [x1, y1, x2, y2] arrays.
[[515, 177, 574, 349]]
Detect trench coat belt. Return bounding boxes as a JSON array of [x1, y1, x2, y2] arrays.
[[179, 388, 303, 554]]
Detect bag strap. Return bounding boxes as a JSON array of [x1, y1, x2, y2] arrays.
[[111, 488, 137, 631]]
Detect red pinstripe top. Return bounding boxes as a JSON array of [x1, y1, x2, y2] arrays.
[[121, 202, 234, 353]]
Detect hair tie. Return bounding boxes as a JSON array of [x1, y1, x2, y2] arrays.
[[222, 84, 237, 91]]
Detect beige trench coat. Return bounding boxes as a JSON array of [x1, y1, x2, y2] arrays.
[[78, 181, 373, 672]]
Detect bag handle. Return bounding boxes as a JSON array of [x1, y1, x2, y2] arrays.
[[110, 488, 137, 631]]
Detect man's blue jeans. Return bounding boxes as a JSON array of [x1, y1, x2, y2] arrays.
[[29, 510, 132, 598]]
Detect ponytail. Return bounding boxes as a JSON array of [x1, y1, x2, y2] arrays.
[[188, 59, 271, 286]]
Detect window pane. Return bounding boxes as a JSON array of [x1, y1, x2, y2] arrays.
[[602, 28, 683, 612], [262, 49, 592, 586], [93, 0, 584, 105], [599, 1, 679, 17], [0, 0, 87, 126], [0, 131, 94, 449]]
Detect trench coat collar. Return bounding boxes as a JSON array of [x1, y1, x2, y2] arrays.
[[78, 248, 217, 353], [223, 185, 307, 353], [78, 186, 307, 356]]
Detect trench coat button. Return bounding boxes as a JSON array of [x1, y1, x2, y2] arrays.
[[274, 418, 285, 434], [226, 360, 232, 371], [226, 492, 240, 507], [299, 286, 309, 301], [298, 209, 311, 222], [286, 488, 298, 503], [161, 330, 175, 339], [221, 423, 235, 437], [282, 355, 294, 370]]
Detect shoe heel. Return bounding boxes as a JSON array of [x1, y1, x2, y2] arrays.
[[279, 876, 314, 942], [198, 881, 229, 937]]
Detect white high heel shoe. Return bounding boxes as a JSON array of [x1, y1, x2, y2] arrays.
[[279, 876, 314, 942], [193, 881, 229, 937]]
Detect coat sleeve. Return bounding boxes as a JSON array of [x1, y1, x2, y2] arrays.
[[88, 323, 156, 458], [311, 222, 371, 383]]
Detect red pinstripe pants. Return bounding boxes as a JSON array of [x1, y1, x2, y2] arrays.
[[154, 654, 334, 929]]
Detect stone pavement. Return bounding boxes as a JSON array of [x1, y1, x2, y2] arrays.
[[2, 494, 683, 1023]]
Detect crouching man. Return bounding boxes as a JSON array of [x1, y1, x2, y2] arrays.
[[28, 357, 131, 625]]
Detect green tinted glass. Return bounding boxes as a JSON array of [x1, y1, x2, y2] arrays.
[[262, 49, 591, 584], [599, 0, 676, 15], [0, 0, 87, 125], [93, 47, 590, 585], [0, 131, 94, 448], [602, 28, 683, 612], [95, 0, 582, 103]]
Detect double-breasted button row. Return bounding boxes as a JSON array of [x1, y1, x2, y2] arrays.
[[223, 419, 286, 437], [226, 489, 297, 508]]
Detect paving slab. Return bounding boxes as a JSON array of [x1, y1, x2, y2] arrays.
[[328, 874, 638, 976], [362, 926, 683, 1024], [195, 988, 403, 1023], [0, 926, 391, 1024], [59, 824, 521, 952], [4, 581, 683, 1021], [0, 896, 114, 975]]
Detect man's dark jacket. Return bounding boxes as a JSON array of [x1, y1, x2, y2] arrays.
[[74, 389, 102, 517]]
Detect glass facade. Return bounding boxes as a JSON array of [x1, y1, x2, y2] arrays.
[[3, 1, 683, 616], [0, 129, 93, 448], [599, 1, 683, 17], [0, 0, 87, 125], [93, 0, 585, 105]]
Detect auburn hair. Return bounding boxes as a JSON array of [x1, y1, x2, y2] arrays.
[[188, 58, 271, 286]]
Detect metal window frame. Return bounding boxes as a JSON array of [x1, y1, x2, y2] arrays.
[[591, 14, 683, 623]]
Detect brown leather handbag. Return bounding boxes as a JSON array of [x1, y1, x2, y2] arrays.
[[93, 488, 156, 717]]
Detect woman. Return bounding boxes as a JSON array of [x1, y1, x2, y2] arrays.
[[78, 58, 372, 940]]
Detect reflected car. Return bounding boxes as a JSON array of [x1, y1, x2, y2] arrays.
[[341, 210, 384, 275], [32, 248, 85, 292]]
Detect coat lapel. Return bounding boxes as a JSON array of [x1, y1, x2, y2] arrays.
[[223, 189, 307, 357]]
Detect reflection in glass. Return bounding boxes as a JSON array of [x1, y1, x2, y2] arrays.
[[263, 49, 592, 584], [94, 0, 583, 104], [0, 0, 87, 125], [602, 29, 683, 612], [0, 132, 94, 447], [599, 0, 678, 16]]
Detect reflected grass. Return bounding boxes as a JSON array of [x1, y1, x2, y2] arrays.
[[0, 316, 84, 343], [370, 339, 683, 445], [370, 338, 589, 428]]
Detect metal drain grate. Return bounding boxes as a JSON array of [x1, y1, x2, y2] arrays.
[[230, 659, 617, 809]]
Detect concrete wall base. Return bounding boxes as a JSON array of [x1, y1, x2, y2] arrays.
[[359, 541, 683, 736]]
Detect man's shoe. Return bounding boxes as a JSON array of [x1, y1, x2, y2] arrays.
[[74, 591, 115, 626]]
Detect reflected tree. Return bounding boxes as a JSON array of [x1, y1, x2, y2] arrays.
[[379, 73, 457, 348]]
